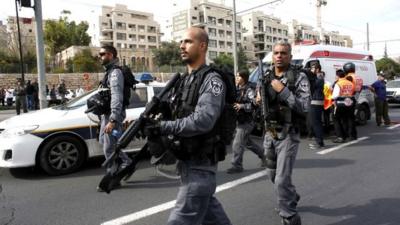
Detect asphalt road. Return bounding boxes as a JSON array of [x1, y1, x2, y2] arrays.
[[1, 105, 400, 225]]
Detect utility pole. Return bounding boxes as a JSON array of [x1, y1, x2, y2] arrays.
[[33, 0, 47, 108], [17, 0, 47, 108], [232, 0, 238, 76], [366, 22, 370, 51], [15, 0, 25, 84], [316, 0, 327, 44]]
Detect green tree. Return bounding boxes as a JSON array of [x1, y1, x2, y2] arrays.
[[152, 41, 183, 67], [213, 53, 234, 70], [44, 16, 91, 56], [237, 47, 249, 72], [376, 57, 400, 80], [72, 49, 102, 72]]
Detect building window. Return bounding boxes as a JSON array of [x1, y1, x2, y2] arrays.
[[218, 18, 224, 26], [208, 16, 216, 25], [208, 28, 216, 37], [227, 42, 232, 49], [138, 25, 145, 32], [116, 32, 127, 40], [194, 7, 198, 10], [139, 45, 146, 49], [147, 26, 156, 33], [266, 26, 271, 33], [128, 24, 136, 31], [226, 20, 232, 27], [209, 51, 217, 59], [218, 41, 225, 48], [227, 31, 232, 39], [209, 39, 217, 48], [129, 44, 136, 49], [128, 34, 137, 41], [117, 13, 123, 17], [236, 32, 241, 40], [116, 22, 126, 30], [106, 14, 110, 17], [139, 35, 146, 42], [218, 30, 225, 38], [148, 36, 157, 43], [116, 43, 122, 48], [192, 16, 197, 20]]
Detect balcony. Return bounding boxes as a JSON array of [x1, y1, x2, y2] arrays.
[[101, 26, 113, 32], [99, 36, 113, 42]]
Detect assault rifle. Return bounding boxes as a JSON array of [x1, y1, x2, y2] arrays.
[[97, 73, 181, 193], [259, 59, 278, 138]]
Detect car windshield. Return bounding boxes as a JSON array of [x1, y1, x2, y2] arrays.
[[387, 80, 400, 88], [53, 89, 96, 110]]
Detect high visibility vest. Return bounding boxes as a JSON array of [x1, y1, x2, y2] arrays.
[[323, 82, 333, 110], [346, 73, 363, 92], [337, 78, 355, 97]]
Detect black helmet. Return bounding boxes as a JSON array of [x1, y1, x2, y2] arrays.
[[85, 90, 111, 116], [343, 62, 355, 74]]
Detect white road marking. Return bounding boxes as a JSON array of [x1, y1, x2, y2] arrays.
[[317, 136, 369, 155], [387, 124, 400, 130], [101, 170, 268, 225]]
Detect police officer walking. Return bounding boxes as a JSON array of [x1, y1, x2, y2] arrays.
[[332, 69, 355, 143], [257, 41, 310, 225], [227, 70, 266, 174], [142, 26, 232, 225], [97, 45, 132, 191]]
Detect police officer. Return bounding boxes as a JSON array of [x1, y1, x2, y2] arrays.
[[97, 45, 132, 191], [227, 70, 266, 174], [143, 26, 232, 225], [257, 41, 310, 225], [332, 69, 355, 143], [343, 62, 358, 140]]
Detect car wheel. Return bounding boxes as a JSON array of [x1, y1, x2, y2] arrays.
[[39, 136, 86, 175], [356, 104, 368, 125]]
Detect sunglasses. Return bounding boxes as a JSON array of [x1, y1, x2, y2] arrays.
[[98, 52, 108, 56]]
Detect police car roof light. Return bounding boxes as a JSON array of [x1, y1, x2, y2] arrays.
[[137, 73, 154, 83]]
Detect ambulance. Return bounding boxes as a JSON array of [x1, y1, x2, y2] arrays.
[[250, 44, 377, 125]]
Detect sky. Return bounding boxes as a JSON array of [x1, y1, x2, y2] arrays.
[[1, 0, 399, 60]]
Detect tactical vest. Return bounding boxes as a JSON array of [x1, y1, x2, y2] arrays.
[[263, 66, 299, 127], [169, 65, 235, 161]]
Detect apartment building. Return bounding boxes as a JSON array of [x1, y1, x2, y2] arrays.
[[99, 4, 162, 71], [172, 0, 243, 61], [0, 21, 7, 49], [6, 16, 37, 54], [287, 20, 352, 47], [241, 11, 289, 61]]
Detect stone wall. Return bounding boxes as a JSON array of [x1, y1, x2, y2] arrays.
[[0, 72, 176, 90]]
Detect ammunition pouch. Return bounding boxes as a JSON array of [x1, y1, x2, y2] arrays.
[[169, 136, 225, 164]]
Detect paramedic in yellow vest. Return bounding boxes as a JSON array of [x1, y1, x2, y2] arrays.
[[332, 69, 356, 143]]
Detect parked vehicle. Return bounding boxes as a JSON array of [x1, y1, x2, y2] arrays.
[[386, 79, 400, 103], [0, 81, 166, 175]]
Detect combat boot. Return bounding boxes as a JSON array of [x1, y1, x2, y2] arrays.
[[281, 213, 301, 225]]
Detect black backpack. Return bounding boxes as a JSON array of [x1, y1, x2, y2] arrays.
[[196, 65, 237, 146], [104, 65, 139, 107]]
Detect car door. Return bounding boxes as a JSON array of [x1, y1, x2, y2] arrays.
[[123, 86, 150, 152]]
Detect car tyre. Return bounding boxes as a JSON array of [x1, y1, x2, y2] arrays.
[[356, 104, 368, 125], [39, 136, 86, 175]]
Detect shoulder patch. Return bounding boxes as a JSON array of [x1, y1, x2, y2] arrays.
[[210, 78, 223, 96]]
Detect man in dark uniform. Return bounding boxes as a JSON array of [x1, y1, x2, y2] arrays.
[[14, 80, 28, 115], [97, 45, 132, 191], [227, 70, 266, 173], [257, 41, 310, 225], [143, 26, 232, 225], [371, 73, 391, 126], [309, 62, 325, 149]]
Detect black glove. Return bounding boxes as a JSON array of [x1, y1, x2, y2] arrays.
[[142, 118, 161, 138], [147, 136, 165, 158]]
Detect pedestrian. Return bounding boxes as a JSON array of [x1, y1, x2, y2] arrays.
[[14, 80, 28, 115], [75, 85, 85, 97], [257, 41, 309, 225], [49, 84, 57, 105], [32, 79, 39, 109], [97, 45, 132, 191], [309, 62, 325, 149], [0, 88, 5, 106], [227, 70, 266, 174], [58, 79, 68, 103], [370, 73, 391, 126], [25, 80, 35, 110], [332, 69, 355, 143], [142, 26, 232, 225], [5, 87, 14, 106]]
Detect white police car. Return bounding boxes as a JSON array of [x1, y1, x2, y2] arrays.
[[0, 81, 166, 175]]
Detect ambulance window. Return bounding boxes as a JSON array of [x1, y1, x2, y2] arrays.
[[291, 59, 303, 67], [127, 87, 147, 109]]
